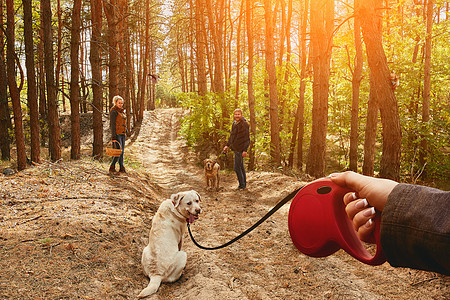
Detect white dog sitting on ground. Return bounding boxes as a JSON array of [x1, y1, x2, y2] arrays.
[[138, 190, 202, 298]]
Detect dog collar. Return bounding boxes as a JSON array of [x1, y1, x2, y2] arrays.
[[171, 203, 188, 222]]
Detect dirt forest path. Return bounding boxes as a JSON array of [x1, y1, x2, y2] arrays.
[[126, 108, 448, 299], [0, 108, 447, 299]]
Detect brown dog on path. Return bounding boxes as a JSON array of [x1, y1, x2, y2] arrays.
[[203, 159, 220, 191]]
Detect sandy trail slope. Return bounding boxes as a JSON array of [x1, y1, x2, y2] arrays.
[[126, 108, 449, 299], [0, 108, 447, 299]]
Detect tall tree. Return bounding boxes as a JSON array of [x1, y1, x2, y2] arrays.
[[234, 0, 243, 107], [123, 0, 133, 131], [263, 0, 281, 166], [306, 0, 334, 177], [70, 0, 82, 160], [23, 0, 40, 164], [0, 0, 11, 160], [6, 0, 27, 170], [104, 0, 119, 108], [206, 0, 226, 124], [349, 0, 364, 172], [90, 0, 103, 159], [246, 0, 256, 170], [288, 0, 308, 170], [359, 0, 402, 180], [138, 0, 150, 122], [420, 0, 434, 170], [196, 0, 207, 96], [363, 75, 378, 176], [37, 16, 47, 147], [42, 0, 61, 161], [55, 0, 62, 107]]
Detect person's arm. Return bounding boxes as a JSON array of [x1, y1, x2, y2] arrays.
[[242, 121, 250, 152], [380, 183, 450, 275], [225, 122, 236, 149], [331, 171, 450, 275]]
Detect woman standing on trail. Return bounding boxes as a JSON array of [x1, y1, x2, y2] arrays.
[[109, 95, 127, 174]]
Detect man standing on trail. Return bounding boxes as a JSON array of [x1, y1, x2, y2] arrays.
[[223, 108, 250, 190]]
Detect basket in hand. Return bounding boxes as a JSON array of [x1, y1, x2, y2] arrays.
[[106, 140, 122, 157]]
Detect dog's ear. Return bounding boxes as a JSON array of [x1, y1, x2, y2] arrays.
[[203, 159, 207, 164], [193, 191, 201, 202], [171, 193, 184, 207]]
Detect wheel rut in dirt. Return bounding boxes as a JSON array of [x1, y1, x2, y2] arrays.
[[126, 108, 449, 300]]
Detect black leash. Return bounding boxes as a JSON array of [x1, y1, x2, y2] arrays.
[[187, 186, 304, 250]]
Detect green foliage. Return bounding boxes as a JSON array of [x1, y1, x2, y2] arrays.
[[178, 92, 229, 155]]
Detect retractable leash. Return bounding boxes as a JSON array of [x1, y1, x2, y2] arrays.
[[188, 177, 386, 266], [187, 187, 303, 250]]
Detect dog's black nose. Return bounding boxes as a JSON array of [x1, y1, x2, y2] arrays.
[[196, 208, 201, 214]]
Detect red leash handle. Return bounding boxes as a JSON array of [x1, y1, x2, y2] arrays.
[[288, 178, 386, 266]]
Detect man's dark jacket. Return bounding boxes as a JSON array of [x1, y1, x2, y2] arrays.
[[226, 117, 250, 152]]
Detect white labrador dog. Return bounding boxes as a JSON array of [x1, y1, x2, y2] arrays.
[[138, 190, 202, 298]]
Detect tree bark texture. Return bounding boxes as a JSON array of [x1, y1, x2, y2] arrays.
[[6, 0, 27, 170], [0, 0, 11, 160], [359, 0, 402, 180], [42, 0, 62, 161], [246, 0, 256, 171], [103, 0, 119, 109], [363, 75, 378, 176], [420, 0, 433, 170], [196, 0, 208, 96], [90, 0, 103, 159], [306, 0, 333, 178], [289, 0, 308, 170], [70, 0, 82, 160], [264, 0, 281, 166], [349, 0, 364, 172]]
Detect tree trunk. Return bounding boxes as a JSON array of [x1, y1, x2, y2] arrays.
[[150, 40, 156, 110], [206, 0, 226, 125], [264, 0, 282, 166], [288, 0, 308, 170], [362, 75, 378, 176], [37, 12, 47, 148], [196, 0, 207, 96], [0, 0, 11, 161], [6, 0, 27, 170], [139, 0, 150, 122], [349, 0, 364, 172], [90, 0, 103, 159], [246, 0, 256, 171], [123, 0, 133, 128], [42, 0, 61, 162], [117, 0, 126, 101], [70, 0, 82, 160], [359, 0, 402, 180], [23, 0, 40, 164], [55, 0, 62, 109], [103, 0, 119, 109], [420, 0, 433, 172], [306, 0, 333, 178], [234, 0, 243, 107]]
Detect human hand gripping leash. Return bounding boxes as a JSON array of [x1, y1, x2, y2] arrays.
[[187, 177, 386, 265]]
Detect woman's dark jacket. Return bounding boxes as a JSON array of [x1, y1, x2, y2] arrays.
[[226, 117, 250, 153]]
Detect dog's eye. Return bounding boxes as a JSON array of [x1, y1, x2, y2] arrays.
[[187, 201, 192, 205]]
